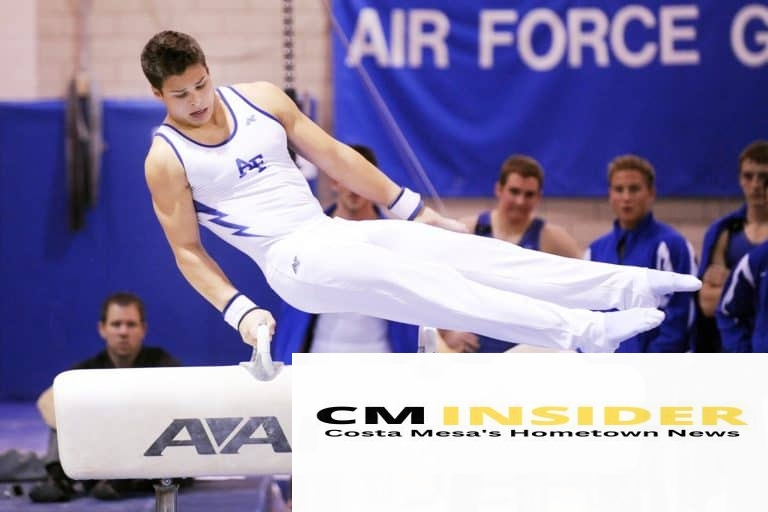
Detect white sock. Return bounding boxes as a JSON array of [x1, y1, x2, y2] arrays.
[[587, 308, 666, 353]]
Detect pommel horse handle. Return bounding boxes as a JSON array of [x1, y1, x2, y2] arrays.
[[240, 324, 283, 381]]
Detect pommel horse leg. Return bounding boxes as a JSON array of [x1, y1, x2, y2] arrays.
[[155, 478, 178, 512], [54, 328, 289, 511]]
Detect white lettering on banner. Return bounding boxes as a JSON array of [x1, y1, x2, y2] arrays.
[[518, 9, 568, 71], [346, 8, 390, 67], [731, 4, 768, 67], [347, 5, 762, 70], [568, 8, 610, 68], [346, 8, 450, 68], [409, 10, 450, 67], [659, 5, 700, 65], [390, 10, 405, 67], [611, 5, 657, 67], [480, 5, 699, 69], [479, 10, 518, 68]]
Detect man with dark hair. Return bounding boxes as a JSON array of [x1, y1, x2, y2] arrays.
[[29, 292, 180, 503], [139, 30, 700, 357], [696, 140, 768, 351], [585, 154, 697, 352]]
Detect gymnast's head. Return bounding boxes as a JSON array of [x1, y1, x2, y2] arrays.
[[141, 31, 214, 126], [141, 30, 208, 90]]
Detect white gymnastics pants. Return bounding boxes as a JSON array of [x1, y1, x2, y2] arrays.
[[263, 217, 655, 352]]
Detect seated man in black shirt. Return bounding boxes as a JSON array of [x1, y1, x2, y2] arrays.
[[29, 291, 181, 502]]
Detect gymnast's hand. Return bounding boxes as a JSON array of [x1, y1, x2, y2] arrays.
[[440, 329, 480, 353], [238, 308, 276, 347], [415, 206, 469, 233]]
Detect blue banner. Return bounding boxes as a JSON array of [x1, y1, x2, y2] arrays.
[[332, 1, 768, 197]]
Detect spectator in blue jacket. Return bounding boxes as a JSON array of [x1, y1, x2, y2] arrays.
[[271, 144, 419, 362], [717, 175, 768, 352], [695, 141, 768, 352], [717, 241, 768, 351], [585, 154, 697, 352]]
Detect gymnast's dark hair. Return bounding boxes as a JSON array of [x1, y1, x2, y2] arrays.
[[141, 30, 208, 90]]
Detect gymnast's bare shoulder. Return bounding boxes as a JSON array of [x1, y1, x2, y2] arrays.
[[228, 81, 294, 119], [145, 135, 185, 182]]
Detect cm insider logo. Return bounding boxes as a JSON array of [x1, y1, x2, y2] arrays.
[[316, 405, 747, 439], [317, 405, 746, 426]]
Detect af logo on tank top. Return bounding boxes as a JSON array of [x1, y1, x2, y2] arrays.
[[236, 153, 267, 177]]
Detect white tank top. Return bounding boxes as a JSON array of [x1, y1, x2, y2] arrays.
[[310, 313, 391, 353], [154, 86, 324, 266]]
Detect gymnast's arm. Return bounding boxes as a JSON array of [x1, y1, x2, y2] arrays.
[[236, 81, 467, 232], [144, 138, 275, 345]]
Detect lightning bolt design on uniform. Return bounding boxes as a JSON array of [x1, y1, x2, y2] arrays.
[[193, 200, 265, 237]]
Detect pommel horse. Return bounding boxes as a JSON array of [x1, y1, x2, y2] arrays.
[[54, 326, 440, 511]]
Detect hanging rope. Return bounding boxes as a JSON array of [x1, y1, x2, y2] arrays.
[[317, 0, 446, 214]]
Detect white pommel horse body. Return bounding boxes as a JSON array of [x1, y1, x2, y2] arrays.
[[53, 326, 291, 511]]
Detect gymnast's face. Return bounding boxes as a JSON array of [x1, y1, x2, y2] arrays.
[[98, 303, 147, 367], [609, 169, 655, 230], [154, 63, 215, 127]]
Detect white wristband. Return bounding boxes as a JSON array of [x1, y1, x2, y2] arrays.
[[223, 293, 259, 331], [388, 187, 424, 220]]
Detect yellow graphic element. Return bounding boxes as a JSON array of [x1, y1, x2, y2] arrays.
[[442, 406, 746, 426]]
